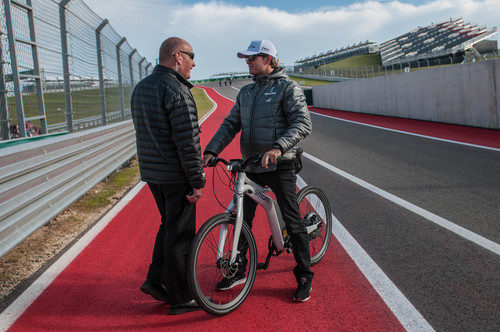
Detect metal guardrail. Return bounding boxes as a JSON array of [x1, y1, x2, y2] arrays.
[[0, 120, 137, 258], [47, 109, 132, 132]]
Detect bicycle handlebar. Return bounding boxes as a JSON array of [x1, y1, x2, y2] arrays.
[[205, 154, 263, 172]]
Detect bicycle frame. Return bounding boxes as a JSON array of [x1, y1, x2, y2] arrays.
[[217, 171, 286, 265]]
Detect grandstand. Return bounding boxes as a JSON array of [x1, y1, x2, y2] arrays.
[[379, 18, 498, 67], [294, 18, 498, 72], [295, 41, 379, 69]]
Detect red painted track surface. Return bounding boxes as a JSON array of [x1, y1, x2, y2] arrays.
[[310, 107, 500, 149], [8, 87, 407, 331]]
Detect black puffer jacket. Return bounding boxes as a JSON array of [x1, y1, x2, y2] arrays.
[[205, 67, 311, 172], [131, 65, 205, 189]]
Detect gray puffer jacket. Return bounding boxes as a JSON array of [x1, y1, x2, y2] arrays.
[[205, 67, 312, 172]]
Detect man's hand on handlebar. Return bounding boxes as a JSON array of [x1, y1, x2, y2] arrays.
[[261, 148, 281, 169]]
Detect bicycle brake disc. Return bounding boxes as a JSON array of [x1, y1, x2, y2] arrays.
[[304, 212, 322, 241]]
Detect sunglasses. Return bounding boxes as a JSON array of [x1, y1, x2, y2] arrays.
[[246, 54, 267, 62], [178, 50, 195, 60]]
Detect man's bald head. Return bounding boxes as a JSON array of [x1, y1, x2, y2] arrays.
[[159, 37, 189, 65]]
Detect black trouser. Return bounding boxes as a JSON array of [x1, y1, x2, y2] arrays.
[[147, 182, 195, 305], [242, 169, 314, 283]]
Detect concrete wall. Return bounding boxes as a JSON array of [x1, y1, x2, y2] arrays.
[[312, 58, 499, 129]]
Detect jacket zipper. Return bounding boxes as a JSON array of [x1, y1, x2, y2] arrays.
[[249, 82, 260, 159]]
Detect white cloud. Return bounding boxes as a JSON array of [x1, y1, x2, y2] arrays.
[[82, 0, 500, 79]]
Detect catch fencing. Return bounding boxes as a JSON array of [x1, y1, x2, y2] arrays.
[[0, 0, 152, 140]]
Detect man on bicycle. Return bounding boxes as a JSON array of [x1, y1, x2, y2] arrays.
[[203, 39, 313, 302]]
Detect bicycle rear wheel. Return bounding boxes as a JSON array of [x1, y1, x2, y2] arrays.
[[187, 213, 257, 316], [297, 186, 332, 265]]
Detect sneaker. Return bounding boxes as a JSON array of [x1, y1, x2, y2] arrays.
[[294, 277, 312, 302], [140, 279, 167, 302], [216, 273, 247, 291]]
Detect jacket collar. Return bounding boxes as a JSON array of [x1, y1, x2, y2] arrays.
[[153, 64, 194, 89], [253, 67, 287, 84]]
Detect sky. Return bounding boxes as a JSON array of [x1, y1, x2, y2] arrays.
[[82, 0, 500, 80]]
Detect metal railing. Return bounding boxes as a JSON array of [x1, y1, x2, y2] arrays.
[[0, 0, 151, 140], [47, 108, 131, 132], [0, 120, 136, 258]]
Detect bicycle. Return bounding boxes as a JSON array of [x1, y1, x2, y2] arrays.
[[187, 153, 332, 316]]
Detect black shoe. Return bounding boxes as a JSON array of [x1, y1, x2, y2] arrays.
[[216, 273, 247, 291], [140, 279, 167, 302], [168, 300, 201, 315], [294, 277, 312, 302]]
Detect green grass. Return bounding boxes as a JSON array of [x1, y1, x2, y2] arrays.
[[192, 87, 213, 119], [9, 86, 212, 128], [288, 76, 336, 86], [76, 160, 139, 212], [319, 53, 382, 69], [7, 86, 133, 126]]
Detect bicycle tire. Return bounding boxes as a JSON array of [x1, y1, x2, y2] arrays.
[[297, 186, 332, 265], [187, 213, 257, 316]]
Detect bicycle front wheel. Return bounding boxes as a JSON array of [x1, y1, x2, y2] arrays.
[[297, 186, 332, 265], [187, 213, 257, 316]]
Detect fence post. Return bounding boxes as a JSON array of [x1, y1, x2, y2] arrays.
[[128, 49, 137, 87], [3, 0, 26, 137], [59, 0, 73, 132], [139, 57, 146, 80], [146, 63, 152, 76], [0, 32, 9, 140], [116, 37, 126, 120], [95, 19, 109, 126], [25, 0, 47, 134]]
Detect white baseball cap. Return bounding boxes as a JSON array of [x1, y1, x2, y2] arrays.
[[237, 39, 278, 59]]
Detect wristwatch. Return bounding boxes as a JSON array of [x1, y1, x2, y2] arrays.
[[272, 143, 283, 153]]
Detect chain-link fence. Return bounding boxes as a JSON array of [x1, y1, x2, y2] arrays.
[[0, 0, 152, 140]]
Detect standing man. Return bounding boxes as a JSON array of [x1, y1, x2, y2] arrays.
[[131, 37, 205, 315], [203, 39, 313, 302]]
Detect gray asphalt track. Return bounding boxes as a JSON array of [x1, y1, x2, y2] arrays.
[[200, 79, 500, 331]]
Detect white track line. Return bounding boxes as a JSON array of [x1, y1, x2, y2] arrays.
[[0, 182, 147, 331], [230, 86, 240, 91], [207, 88, 500, 255], [0, 89, 217, 330], [296, 175, 434, 332], [0, 88, 217, 330], [303, 152, 500, 256], [198, 87, 217, 124], [203, 87, 435, 329], [310, 111, 500, 152]]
